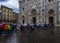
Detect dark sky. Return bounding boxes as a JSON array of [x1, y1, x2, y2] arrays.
[[0, 0, 19, 13], [0, 0, 7, 2]]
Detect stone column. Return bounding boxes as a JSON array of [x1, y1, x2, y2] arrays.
[[18, 0, 22, 24]]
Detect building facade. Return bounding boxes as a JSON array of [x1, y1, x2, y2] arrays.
[[1, 5, 13, 22], [13, 12, 19, 23], [19, 0, 60, 25], [0, 8, 2, 22]]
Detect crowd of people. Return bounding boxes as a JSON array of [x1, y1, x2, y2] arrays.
[[0, 22, 17, 40], [19, 23, 54, 32], [0, 22, 54, 40]]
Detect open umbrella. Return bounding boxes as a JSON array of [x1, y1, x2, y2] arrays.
[[0, 23, 3, 29], [23, 24, 27, 26]]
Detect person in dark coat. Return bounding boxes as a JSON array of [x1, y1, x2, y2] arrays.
[[20, 25, 24, 32]]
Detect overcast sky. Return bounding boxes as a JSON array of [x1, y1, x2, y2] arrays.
[[0, 0, 19, 13]]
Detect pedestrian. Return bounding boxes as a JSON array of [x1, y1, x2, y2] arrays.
[[20, 25, 24, 32], [3, 23, 9, 36], [8, 24, 12, 34], [0, 23, 3, 34], [13, 24, 17, 32], [31, 26, 34, 31], [0, 23, 3, 40]]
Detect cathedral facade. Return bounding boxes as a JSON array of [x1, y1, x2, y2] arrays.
[[19, 0, 60, 25]]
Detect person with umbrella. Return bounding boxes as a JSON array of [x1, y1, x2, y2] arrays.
[[0, 23, 3, 40]]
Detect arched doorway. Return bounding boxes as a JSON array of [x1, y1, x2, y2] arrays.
[[31, 9, 37, 24], [22, 15, 25, 24], [32, 17, 36, 23], [48, 9, 55, 24], [49, 17, 54, 24], [23, 20, 25, 24]]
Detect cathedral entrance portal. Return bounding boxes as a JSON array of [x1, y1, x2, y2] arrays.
[[30, 9, 37, 24], [32, 17, 36, 23], [48, 9, 55, 24], [49, 17, 54, 24]]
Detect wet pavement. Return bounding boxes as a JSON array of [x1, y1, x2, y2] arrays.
[[0, 32, 18, 43], [0, 27, 60, 43]]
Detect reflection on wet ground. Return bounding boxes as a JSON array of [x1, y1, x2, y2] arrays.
[[0, 27, 60, 43], [20, 28, 56, 43], [0, 32, 18, 43]]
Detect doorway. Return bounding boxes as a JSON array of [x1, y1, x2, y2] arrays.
[[32, 17, 36, 23], [23, 20, 25, 24], [49, 17, 54, 24]]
